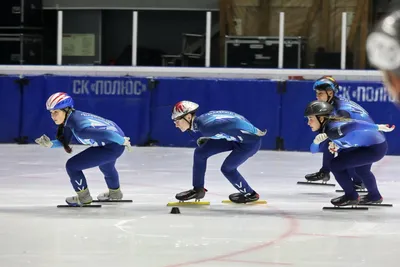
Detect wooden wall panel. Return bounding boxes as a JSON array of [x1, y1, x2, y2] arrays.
[[222, 0, 365, 68], [270, 0, 314, 7]]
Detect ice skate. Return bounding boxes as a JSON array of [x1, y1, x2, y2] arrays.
[[353, 182, 365, 189], [330, 194, 360, 206], [175, 187, 207, 201], [65, 188, 93, 207], [94, 188, 133, 203], [298, 170, 335, 186], [97, 188, 123, 201], [228, 191, 260, 204], [359, 194, 382, 204], [358, 194, 392, 207], [305, 170, 330, 182], [336, 182, 368, 193], [353, 182, 368, 192], [167, 188, 209, 206], [323, 195, 368, 210]]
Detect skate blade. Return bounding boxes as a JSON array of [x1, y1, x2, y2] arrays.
[[323, 206, 368, 210], [335, 189, 368, 193], [221, 200, 267, 205], [297, 181, 335, 186], [167, 201, 210, 206], [57, 204, 102, 208], [93, 199, 133, 203], [358, 203, 393, 207]]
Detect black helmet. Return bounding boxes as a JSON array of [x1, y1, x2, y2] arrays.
[[304, 100, 334, 117], [366, 8, 400, 75]]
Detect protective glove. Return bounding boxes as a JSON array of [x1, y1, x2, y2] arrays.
[[35, 134, 53, 148], [328, 141, 339, 154], [197, 137, 209, 147], [123, 137, 132, 152], [377, 124, 395, 132], [313, 133, 328, 145], [256, 129, 267, 137]]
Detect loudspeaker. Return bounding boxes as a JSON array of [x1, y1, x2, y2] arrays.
[[0, 0, 43, 29], [225, 36, 307, 68], [0, 34, 43, 64], [314, 52, 354, 69]]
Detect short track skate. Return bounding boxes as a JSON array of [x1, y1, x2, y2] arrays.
[[298, 171, 335, 187], [356, 195, 393, 207], [222, 191, 266, 205], [93, 199, 133, 203], [323, 195, 367, 210], [166, 199, 210, 206], [335, 183, 368, 193], [57, 204, 102, 208], [221, 200, 267, 205], [58, 191, 102, 208], [335, 189, 368, 193], [92, 189, 132, 203], [167, 188, 210, 206]]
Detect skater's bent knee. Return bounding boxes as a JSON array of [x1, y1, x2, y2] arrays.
[[221, 164, 236, 175], [194, 147, 211, 159], [329, 160, 345, 172], [66, 158, 79, 171], [355, 169, 372, 177]]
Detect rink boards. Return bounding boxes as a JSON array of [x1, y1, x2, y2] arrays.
[[1, 75, 399, 154]]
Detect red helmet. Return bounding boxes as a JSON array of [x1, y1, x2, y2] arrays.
[[46, 92, 74, 110], [171, 101, 199, 120]]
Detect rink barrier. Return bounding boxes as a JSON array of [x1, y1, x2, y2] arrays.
[[17, 75, 152, 146], [0, 65, 384, 80], [1, 72, 400, 154]]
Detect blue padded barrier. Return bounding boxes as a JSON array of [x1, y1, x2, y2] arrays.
[[280, 81, 316, 151], [20, 75, 151, 145], [149, 78, 280, 150], [0, 76, 22, 142], [282, 80, 400, 155], [3, 74, 400, 155], [337, 81, 400, 155]]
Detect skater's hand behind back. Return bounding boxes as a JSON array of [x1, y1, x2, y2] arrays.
[[377, 124, 395, 132], [328, 142, 339, 154], [123, 137, 132, 152], [197, 137, 209, 147]]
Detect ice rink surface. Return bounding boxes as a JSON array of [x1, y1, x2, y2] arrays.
[[0, 144, 399, 267]]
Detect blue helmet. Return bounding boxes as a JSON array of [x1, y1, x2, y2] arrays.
[[313, 76, 339, 94], [46, 92, 74, 110]]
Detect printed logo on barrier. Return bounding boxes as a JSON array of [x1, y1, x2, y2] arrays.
[[337, 84, 396, 103], [72, 79, 147, 96]]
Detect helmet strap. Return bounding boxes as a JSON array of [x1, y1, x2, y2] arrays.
[[317, 116, 328, 132], [61, 108, 73, 125], [316, 115, 324, 126], [327, 95, 334, 103], [326, 90, 335, 103], [316, 115, 322, 126], [183, 114, 194, 132]]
